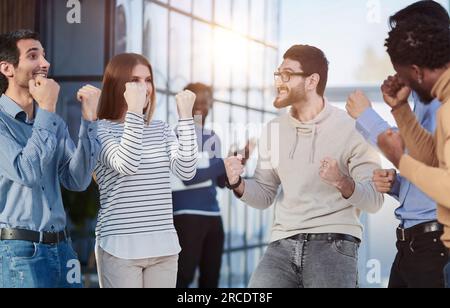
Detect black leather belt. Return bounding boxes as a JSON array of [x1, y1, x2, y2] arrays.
[[289, 233, 361, 244], [0, 228, 68, 244], [396, 221, 443, 242]]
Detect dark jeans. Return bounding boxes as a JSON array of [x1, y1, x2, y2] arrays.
[[388, 231, 448, 288], [0, 239, 82, 288], [445, 256, 450, 288], [174, 215, 224, 288], [249, 235, 360, 288]]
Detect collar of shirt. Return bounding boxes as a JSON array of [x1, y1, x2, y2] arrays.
[[0, 94, 37, 124]]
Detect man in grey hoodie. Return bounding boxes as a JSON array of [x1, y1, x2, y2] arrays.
[[224, 45, 384, 288]]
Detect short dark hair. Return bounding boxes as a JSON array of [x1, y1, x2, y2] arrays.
[[385, 15, 450, 69], [0, 29, 40, 94], [283, 45, 329, 97], [184, 83, 213, 96], [389, 1, 449, 29]]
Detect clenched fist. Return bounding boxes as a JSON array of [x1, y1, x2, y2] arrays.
[[29, 76, 60, 113], [377, 129, 405, 168], [224, 154, 245, 186], [372, 169, 397, 194], [346, 90, 372, 119], [176, 90, 196, 119], [319, 158, 345, 186], [319, 157, 355, 199], [124, 82, 148, 115], [77, 85, 101, 121], [381, 75, 411, 109]]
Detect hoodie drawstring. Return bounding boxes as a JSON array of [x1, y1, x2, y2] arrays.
[[289, 125, 317, 163]]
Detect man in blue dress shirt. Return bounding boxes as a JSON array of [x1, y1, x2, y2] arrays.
[[347, 91, 446, 288], [0, 30, 100, 288]]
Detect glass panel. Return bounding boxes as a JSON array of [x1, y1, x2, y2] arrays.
[[193, 21, 213, 85], [169, 12, 192, 92], [250, 0, 265, 40], [143, 2, 169, 90], [170, 0, 192, 12], [232, 0, 249, 35], [153, 93, 168, 122], [214, 0, 231, 27], [193, 0, 212, 20], [266, 0, 280, 44]]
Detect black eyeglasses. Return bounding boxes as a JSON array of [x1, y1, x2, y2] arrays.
[[274, 71, 310, 83]]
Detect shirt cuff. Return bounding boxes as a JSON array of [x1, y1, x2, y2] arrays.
[[356, 108, 390, 141], [178, 118, 194, 126], [79, 118, 98, 139], [34, 108, 63, 134]]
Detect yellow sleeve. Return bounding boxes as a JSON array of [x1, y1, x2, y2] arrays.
[[392, 103, 439, 167], [399, 110, 450, 209]]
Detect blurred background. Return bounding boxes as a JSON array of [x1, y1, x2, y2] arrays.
[[1, 0, 449, 288]]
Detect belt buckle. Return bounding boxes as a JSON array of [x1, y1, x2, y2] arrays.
[[397, 227, 406, 242]]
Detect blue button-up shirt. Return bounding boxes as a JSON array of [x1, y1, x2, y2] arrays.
[[356, 93, 441, 228], [0, 94, 100, 233]]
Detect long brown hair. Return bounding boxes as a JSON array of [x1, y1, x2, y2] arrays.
[[97, 53, 156, 124]]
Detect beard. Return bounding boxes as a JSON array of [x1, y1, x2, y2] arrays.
[[414, 87, 434, 104], [273, 86, 307, 109], [408, 79, 434, 104]]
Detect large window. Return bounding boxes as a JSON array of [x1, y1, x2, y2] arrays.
[[115, 0, 281, 287]]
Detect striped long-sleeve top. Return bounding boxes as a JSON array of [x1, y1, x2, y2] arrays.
[[94, 112, 198, 259]]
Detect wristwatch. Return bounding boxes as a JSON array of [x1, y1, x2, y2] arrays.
[[225, 176, 242, 190]]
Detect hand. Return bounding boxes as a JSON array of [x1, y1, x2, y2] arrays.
[[319, 157, 345, 187], [29, 76, 60, 113], [319, 157, 355, 199], [124, 82, 147, 114], [228, 139, 257, 166], [381, 75, 411, 109], [346, 90, 372, 119], [377, 129, 405, 168], [372, 169, 397, 193], [77, 85, 101, 121], [176, 90, 196, 119], [224, 154, 244, 186]]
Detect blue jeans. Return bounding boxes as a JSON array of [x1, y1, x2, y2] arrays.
[[249, 236, 359, 288], [0, 240, 82, 288], [445, 258, 450, 288]]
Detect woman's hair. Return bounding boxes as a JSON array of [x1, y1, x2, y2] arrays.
[[97, 53, 156, 124]]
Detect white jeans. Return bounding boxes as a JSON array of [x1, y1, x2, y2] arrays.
[[96, 246, 178, 288]]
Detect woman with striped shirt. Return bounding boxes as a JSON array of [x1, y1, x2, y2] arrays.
[[93, 53, 198, 288]]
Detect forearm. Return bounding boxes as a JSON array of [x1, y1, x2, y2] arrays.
[[183, 159, 225, 186], [335, 175, 356, 199], [170, 118, 198, 180], [61, 120, 100, 191], [239, 178, 278, 210], [356, 108, 391, 147], [99, 112, 144, 175], [400, 155, 450, 209], [392, 104, 438, 166]]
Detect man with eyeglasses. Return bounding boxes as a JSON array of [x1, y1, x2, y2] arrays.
[[223, 45, 383, 288]]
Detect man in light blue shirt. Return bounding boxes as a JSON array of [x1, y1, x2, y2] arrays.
[[0, 30, 100, 288], [347, 90, 447, 288]]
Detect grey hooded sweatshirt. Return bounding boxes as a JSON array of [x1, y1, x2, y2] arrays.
[[241, 101, 383, 242]]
